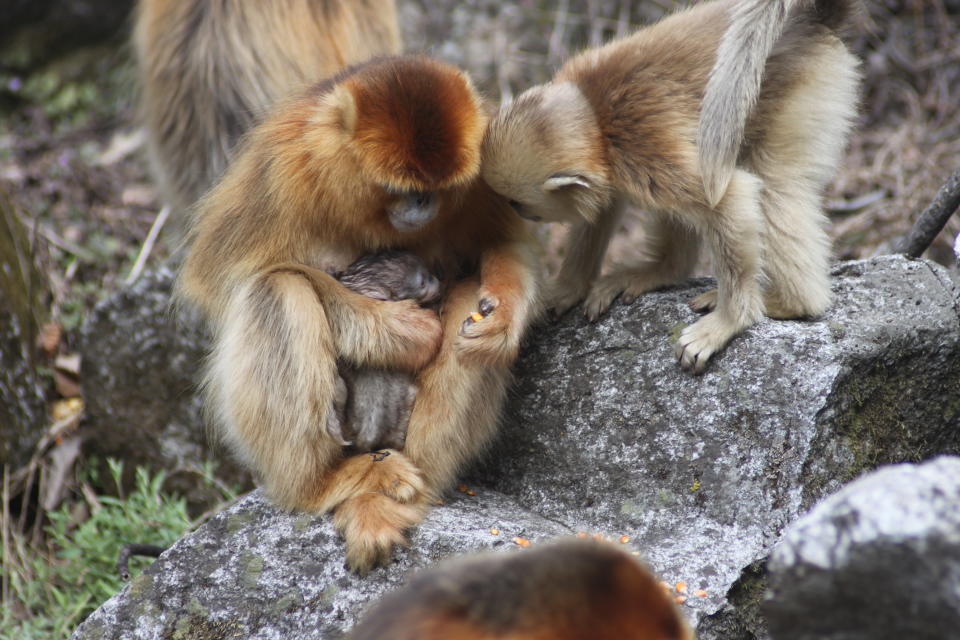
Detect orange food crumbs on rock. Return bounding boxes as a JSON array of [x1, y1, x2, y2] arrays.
[[674, 596, 687, 605], [619, 535, 630, 544], [577, 531, 588, 538], [592, 533, 604, 540], [513, 537, 531, 547], [457, 484, 469, 493], [659, 581, 672, 594], [695, 589, 709, 598], [470, 312, 484, 322], [675, 581, 688, 594], [466, 489, 477, 496], [489, 528, 500, 535]]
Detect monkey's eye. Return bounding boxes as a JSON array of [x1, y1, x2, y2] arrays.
[[508, 199, 524, 212]]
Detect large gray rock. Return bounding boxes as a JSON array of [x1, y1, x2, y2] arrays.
[[475, 254, 960, 638], [765, 456, 960, 640], [79, 265, 251, 500], [72, 255, 960, 640], [73, 489, 571, 640]]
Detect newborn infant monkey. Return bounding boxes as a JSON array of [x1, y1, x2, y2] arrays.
[[327, 251, 442, 452]]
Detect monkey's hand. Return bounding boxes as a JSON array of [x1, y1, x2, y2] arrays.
[[455, 293, 520, 366], [377, 299, 442, 371]]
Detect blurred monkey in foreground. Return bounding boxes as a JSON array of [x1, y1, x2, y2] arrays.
[[328, 251, 443, 452], [348, 539, 693, 640], [482, 0, 859, 373], [177, 55, 541, 572], [133, 0, 401, 227]]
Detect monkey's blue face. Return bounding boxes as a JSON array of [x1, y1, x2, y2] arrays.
[[386, 190, 439, 232]]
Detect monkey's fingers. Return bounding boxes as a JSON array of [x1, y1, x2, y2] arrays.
[[457, 296, 498, 337], [334, 493, 427, 574]]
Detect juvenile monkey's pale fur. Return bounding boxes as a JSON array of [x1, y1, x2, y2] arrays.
[[482, 0, 860, 373], [177, 57, 540, 571], [133, 0, 401, 228]]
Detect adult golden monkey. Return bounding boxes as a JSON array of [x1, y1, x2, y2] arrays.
[[133, 0, 401, 226], [177, 56, 541, 572], [482, 0, 860, 373]]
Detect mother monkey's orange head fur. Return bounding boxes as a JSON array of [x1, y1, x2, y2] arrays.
[[335, 56, 487, 193]]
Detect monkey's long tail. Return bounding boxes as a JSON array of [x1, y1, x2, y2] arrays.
[[697, 0, 858, 207]]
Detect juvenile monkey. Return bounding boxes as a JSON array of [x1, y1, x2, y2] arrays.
[[328, 251, 443, 452], [177, 56, 541, 572], [348, 538, 692, 640], [133, 0, 401, 227], [482, 0, 860, 373]]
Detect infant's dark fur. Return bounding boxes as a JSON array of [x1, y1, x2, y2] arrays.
[[327, 251, 442, 451]]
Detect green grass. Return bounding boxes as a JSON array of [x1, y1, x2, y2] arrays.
[[1, 460, 231, 640]]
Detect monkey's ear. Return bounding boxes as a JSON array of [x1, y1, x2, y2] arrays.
[[542, 174, 592, 191], [326, 85, 358, 136]]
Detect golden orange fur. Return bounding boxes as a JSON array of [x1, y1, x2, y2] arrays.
[[177, 56, 541, 572], [347, 539, 693, 640]]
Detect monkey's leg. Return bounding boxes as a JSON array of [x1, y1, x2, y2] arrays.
[[584, 213, 701, 320], [409, 277, 512, 497], [749, 42, 858, 319], [547, 200, 625, 317], [210, 271, 345, 510], [328, 281, 498, 572], [756, 180, 832, 319], [675, 170, 765, 373]]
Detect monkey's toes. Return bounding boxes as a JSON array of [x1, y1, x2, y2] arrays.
[[335, 493, 425, 573], [675, 313, 735, 374], [365, 451, 426, 503], [689, 289, 718, 313]]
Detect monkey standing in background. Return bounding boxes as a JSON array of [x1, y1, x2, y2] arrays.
[[328, 251, 443, 452], [347, 538, 693, 640], [482, 0, 860, 373], [177, 55, 541, 572], [133, 0, 401, 228]]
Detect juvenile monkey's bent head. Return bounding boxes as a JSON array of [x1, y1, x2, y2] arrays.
[[483, 82, 611, 226]]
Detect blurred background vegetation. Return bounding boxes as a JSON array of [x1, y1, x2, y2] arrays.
[[1, 0, 957, 637]]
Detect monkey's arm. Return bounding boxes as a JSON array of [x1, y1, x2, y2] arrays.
[[547, 199, 626, 317], [456, 237, 542, 366], [270, 263, 441, 371]]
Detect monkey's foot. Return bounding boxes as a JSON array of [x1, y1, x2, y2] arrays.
[[314, 450, 426, 512], [689, 289, 718, 313], [583, 272, 666, 321], [361, 450, 426, 503], [334, 492, 428, 573], [544, 280, 589, 319], [674, 311, 739, 374]]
